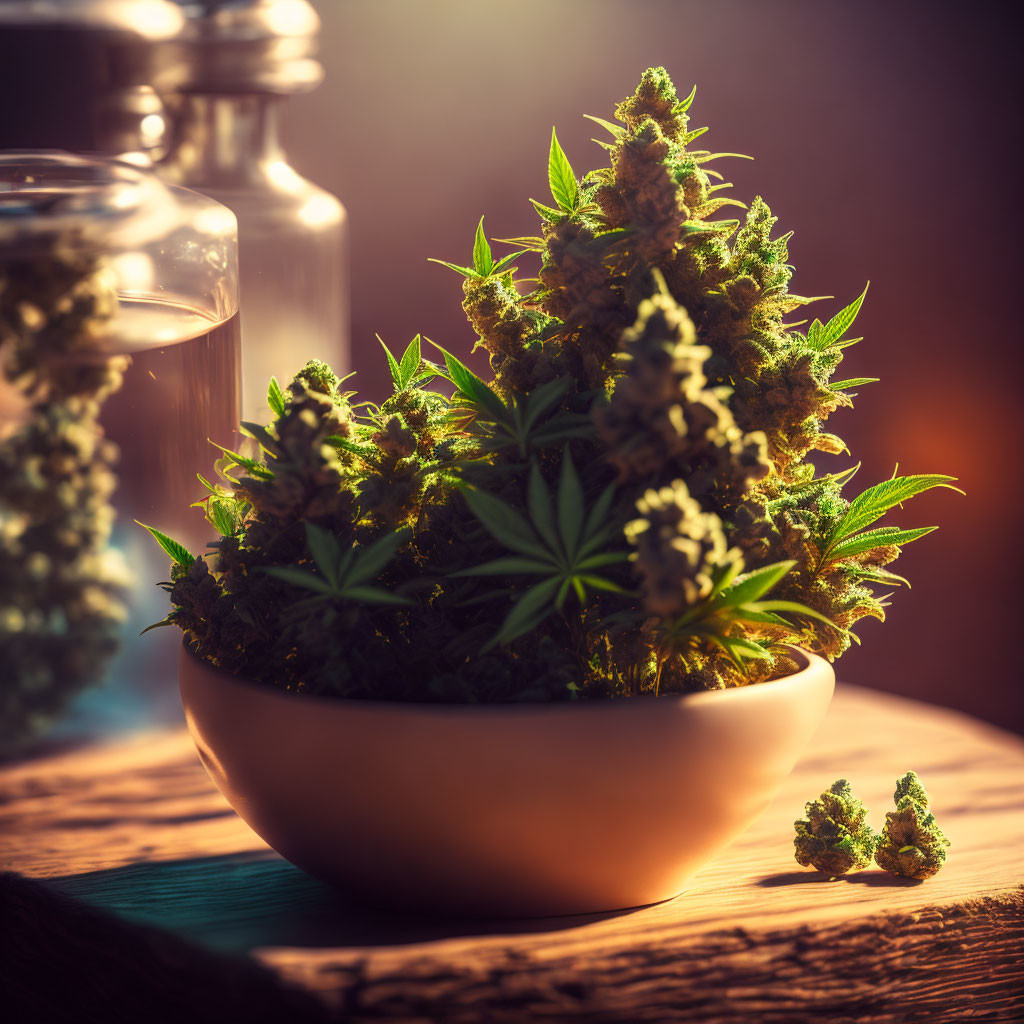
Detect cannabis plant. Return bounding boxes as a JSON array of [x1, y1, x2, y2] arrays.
[[148, 68, 957, 701]]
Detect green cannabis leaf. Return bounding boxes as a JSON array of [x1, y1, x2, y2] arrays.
[[436, 342, 589, 454], [547, 127, 580, 214], [672, 83, 697, 114], [378, 334, 402, 387], [429, 217, 529, 281], [828, 526, 936, 562], [208, 440, 275, 480], [208, 500, 238, 538], [472, 216, 493, 276], [830, 377, 879, 393], [655, 560, 841, 673], [435, 345, 592, 455], [260, 521, 412, 607], [457, 451, 627, 647], [137, 522, 195, 568], [267, 376, 286, 418], [529, 198, 565, 224], [819, 472, 961, 568], [582, 114, 625, 139], [378, 334, 436, 392], [807, 283, 869, 351], [431, 342, 506, 421]]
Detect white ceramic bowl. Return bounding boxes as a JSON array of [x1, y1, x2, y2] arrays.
[[179, 645, 834, 916]]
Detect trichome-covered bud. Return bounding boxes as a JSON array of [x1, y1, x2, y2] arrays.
[[595, 287, 768, 511], [373, 415, 417, 459], [595, 119, 686, 266], [289, 359, 341, 401], [614, 65, 687, 141], [238, 368, 354, 527], [794, 779, 877, 876], [462, 275, 557, 392], [625, 478, 736, 618], [874, 771, 950, 880]]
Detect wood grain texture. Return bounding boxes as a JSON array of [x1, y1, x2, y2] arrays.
[[2, 683, 1022, 1022]]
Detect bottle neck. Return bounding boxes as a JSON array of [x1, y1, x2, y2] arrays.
[[162, 94, 287, 189]]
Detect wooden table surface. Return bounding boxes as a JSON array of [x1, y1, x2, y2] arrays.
[[2, 683, 1022, 1023]]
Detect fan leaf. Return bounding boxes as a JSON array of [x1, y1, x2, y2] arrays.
[[472, 216, 493, 276], [527, 461, 560, 556], [716, 560, 795, 608], [377, 335, 402, 388], [831, 474, 961, 545], [267, 376, 286, 417], [811, 282, 869, 350], [346, 528, 410, 586], [828, 525, 937, 562], [556, 447, 584, 560], [398, 334, 422, 389], [460, 487, 547, 559], [489, 578, 561, 648], [136, 522, 194, 568], [548, 128, 579, 213]]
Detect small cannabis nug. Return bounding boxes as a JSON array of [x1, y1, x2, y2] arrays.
[[146, 67, 957, 703], [793, 779, 877, 876], [874, 771, 950, 880]]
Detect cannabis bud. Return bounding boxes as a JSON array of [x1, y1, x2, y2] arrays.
[[0, 231, 128, 752], [874, 771, 949, 880], [594, 285, 768, 510], [625, 479, 736, 618], [794, 779, 877, 876]]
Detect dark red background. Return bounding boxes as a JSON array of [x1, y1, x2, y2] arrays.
[[287, 0, 1023, 732]]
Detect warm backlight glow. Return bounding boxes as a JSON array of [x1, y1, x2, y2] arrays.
[[265, 0, 319, 37], [109, 251, 154, 293], [139, 113, 166, 144], [298, 193, 338, 228], [265, 159, 304, 194], [193, 204, 237, 237], [132, 0, 185, 39]]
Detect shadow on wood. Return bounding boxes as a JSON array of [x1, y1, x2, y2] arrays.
[[45, 851, 636, 954], [757, 869, 924, 889]]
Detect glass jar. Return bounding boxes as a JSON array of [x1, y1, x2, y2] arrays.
[[0, 151, 239, 734], [160, 0, 349, 422], [0, 0, 186, 161]]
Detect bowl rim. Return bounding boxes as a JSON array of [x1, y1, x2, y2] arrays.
[[180, 640, 833, 718]]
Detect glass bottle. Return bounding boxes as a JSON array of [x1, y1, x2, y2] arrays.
[[161, 0, 349, 422], [0, 0, 186, 162], [0, 152, 240, 733]]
